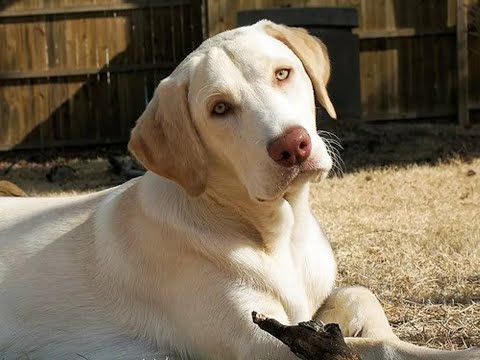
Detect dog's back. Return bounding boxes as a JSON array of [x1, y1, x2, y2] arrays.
[[0, 186, 161, 359]]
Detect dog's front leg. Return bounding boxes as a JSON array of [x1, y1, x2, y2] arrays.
[[163, 279, 302, 360], [314, 286, 396, 339], [314, 286, 480, 360]]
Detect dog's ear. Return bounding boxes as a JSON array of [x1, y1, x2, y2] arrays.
[[128, 78, 207, 196], [263, 22, 337, 119]]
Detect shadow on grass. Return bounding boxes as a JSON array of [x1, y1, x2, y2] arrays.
[[321, 120, 480, 173]]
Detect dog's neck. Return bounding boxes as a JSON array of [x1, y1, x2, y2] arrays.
[[208, 185, 311, 253], [138, 171, 312, 252], [201, 172, 313, 252]]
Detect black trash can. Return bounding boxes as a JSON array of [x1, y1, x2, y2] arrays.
[[237, 8, 361, 123]]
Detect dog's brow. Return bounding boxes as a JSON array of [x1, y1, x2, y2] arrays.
[[194, 84, 222, 104], [220, 45, 257, 83], [193, 84, 235, 108]]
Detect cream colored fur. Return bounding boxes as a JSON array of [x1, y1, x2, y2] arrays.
[[0, 21, 478, 360]]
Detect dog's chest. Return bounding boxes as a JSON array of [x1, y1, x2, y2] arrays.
[[255, 216, 336, 323]]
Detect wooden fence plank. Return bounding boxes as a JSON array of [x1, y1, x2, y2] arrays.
[[0, 1, 191, 18]]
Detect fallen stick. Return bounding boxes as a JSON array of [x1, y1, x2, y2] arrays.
[[252, 312, 362, 360]]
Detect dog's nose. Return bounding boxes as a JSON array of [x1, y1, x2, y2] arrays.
[[267, 127, 312, 167]]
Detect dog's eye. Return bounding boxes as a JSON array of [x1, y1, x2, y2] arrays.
[[275, 69, 290, 81], [213, 102, 229, 115]]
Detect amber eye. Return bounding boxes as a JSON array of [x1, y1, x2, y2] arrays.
[[213, 102, 228, 115], [275, 69, 290, 81]]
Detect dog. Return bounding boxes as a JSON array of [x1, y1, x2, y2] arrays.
[[0, 20, 478, 360], [0, 180, 27, 197]]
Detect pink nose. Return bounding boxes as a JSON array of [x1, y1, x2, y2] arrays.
[[267, 127, 312, 167]]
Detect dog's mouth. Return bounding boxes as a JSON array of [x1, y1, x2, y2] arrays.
[[286, 160, 331, 184], [255, 161, 330, 203]]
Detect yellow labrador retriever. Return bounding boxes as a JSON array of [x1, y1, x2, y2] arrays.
[[0, 20, 478, 360]]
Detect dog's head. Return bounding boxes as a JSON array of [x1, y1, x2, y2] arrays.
[[128, 20, 335, 201]]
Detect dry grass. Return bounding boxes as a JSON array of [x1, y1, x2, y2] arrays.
[[0, 124, 479, 351], [311, 158, 480, 350]]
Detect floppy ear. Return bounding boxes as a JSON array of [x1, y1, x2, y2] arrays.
[[263, 22, 337, 119], [128, 78, 207, 196]]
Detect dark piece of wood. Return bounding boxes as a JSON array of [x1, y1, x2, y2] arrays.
[[108, 155, 145, 179], [457, 0, 470, 127], [46, 165, 76, 183], [0, 180, 27, 197], [355, 27, 455, 39], [252, 312, 362, 360]]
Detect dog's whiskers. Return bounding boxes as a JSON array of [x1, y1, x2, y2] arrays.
[[318, 130, 343, 147], [318, 131, 344, 178]]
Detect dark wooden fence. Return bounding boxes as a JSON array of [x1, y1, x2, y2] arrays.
[[208, 0, 479, 125], [0, 0, 205, 150], [2, 0, 478, 151]]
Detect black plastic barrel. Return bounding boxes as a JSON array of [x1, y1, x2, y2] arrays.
[[237, 8, 361, 122]]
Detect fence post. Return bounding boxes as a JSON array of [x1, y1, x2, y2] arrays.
[[457, 0, 470, 127]]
